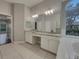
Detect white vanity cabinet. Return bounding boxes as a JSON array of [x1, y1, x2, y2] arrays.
[[48, 37, 59, 54], [41, 36, 59, 54], [25, 31, 33, 44], [25, 31, 60, 54]]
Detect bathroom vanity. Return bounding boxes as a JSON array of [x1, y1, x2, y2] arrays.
[[25, 31, 60, 54], [24, 11, 61, 54]]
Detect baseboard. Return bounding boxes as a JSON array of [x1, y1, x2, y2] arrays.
[[14, 41, 25, 44]]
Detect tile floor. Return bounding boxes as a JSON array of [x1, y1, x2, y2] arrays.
[[0, 43, 56, 59]]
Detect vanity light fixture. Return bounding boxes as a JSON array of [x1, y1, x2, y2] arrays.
[[32, 14, 39, 18], [44, 10, 51, 15], [44, 9, 55, 15], [48, 11, 51, 15]]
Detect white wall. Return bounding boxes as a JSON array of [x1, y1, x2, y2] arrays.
[[24, 6, 31, 31], [0, 0, 11, 16], [24, 6, 31, 21], [14, 4, 24, 41], [24, 6, 35, 31]]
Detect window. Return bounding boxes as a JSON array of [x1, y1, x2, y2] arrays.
[[65, 0, 79, 36]]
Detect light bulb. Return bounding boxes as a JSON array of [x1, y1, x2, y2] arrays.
[[45, 11, 47, 15], [47, 11, 51, 15], [50, 10, 54, 14], [45, 11, 48, 15]]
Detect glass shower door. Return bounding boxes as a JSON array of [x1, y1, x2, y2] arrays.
[[0, 23, 7, 44]]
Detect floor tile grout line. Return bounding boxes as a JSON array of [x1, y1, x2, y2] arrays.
[[0, 44, 25, 59], [0, 43, 56, 59], [21, 43, 48, 59], [15, 44, 38, 59], [14, 49, 25, 59], [19, 43, 43, 59]]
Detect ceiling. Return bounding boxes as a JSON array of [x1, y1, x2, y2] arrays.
[[4, 0, 67, 7], [4, 0, 44, 7]]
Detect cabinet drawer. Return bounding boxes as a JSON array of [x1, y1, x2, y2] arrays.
[[42, 36, 59, 40], [41, 36, 53, 39]]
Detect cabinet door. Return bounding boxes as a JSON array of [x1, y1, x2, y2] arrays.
[[25, 32, 32, 44], [41, 37, 49, 50], [48, 37, 59, 54]]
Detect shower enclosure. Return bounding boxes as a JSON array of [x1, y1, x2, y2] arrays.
[[0, 14, 11, 45]]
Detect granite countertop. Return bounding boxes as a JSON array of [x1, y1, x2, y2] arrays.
[[32, 31, 61, 37], [25, 30, 61, 37]]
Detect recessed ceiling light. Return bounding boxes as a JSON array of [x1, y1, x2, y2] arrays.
[[44, 9, 55, 15]]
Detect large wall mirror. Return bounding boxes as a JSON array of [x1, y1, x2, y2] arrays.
[[65, 0, 79, 36], [33, 12, 61, 34]]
